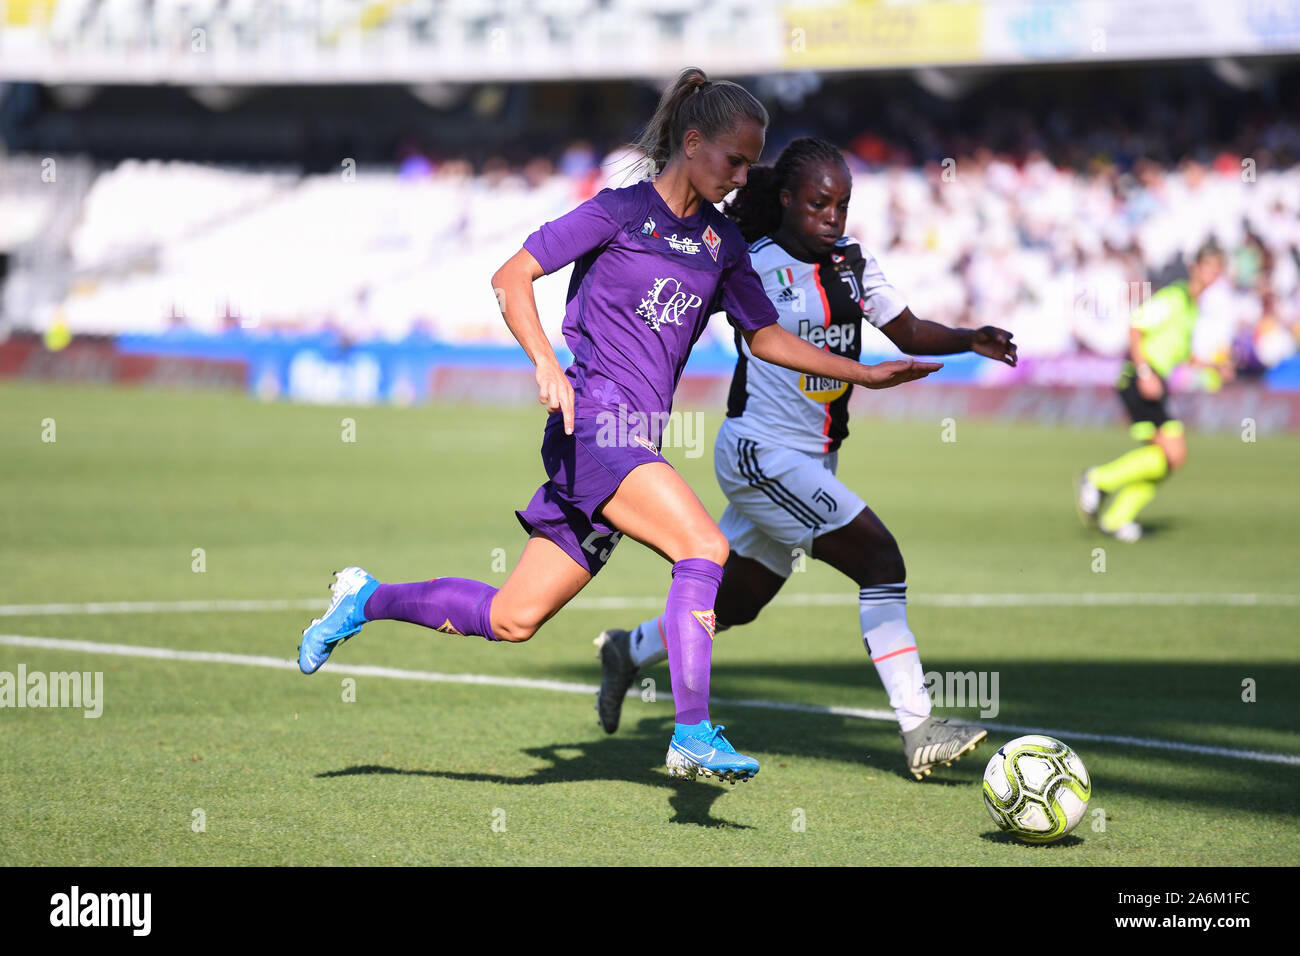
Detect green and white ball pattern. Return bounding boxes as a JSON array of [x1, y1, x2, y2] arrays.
[[983, 735, 1091, 844]]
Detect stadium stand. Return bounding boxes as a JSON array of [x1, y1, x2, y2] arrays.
[[3, 145, 1296, 372]]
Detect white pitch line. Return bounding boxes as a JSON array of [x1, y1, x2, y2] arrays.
[[907, 592, 1300, 608], [2, 634, 1297, 768], [1, 592, 1297, 617], [0, 599, 324, 617]]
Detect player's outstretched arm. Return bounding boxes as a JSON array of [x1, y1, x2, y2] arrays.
[[744, 323, 942, 390], [1129, 325, 1165, 400], [492, 248, 575, 434], [882, 308, 1017, 366]]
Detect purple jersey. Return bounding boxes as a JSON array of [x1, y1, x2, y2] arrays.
[[524, 179, 778, 419]]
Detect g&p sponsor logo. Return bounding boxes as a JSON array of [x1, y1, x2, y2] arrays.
[[636, 277, 703, 333]]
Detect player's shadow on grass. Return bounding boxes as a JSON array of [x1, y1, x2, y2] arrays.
[[1132, 517, 1172, 536], [316, 720, 755, 829], [1079, 517, 1173, 538], [634, 664, 1300, 816], [705, 708, 980, 785], [562, 692, 984, 786]]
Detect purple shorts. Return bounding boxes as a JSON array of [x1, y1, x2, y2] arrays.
[[515, 401, 667, 575]]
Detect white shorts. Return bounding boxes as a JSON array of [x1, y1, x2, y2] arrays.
[[713, 417, 866, 579]]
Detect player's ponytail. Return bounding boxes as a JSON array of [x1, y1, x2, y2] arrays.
[[724, 137, 848, 243], [632, 67, 768, 178]]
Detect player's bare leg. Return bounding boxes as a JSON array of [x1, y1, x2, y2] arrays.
[[490, 534, 592, 643], [600, 461, 729, 565], [714, 553, 786, 629], [1154, 429, 1187, 471]]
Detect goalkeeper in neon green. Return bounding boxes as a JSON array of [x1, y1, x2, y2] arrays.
[[1076, 244, 1232, 542]]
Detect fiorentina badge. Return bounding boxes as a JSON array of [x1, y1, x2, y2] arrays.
[[702, 225, 721, 261], [691, 608, 718, 638]]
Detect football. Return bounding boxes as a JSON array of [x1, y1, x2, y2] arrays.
[[982, 735, 1092, 844]]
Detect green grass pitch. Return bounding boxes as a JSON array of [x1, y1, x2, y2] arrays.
[[1, 381, 1297, 865]]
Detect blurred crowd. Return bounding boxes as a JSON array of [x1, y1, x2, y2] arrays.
[[9, 135, 1295, 375], [845, 148, 1300, 372], [4, 54, 1299, 377]]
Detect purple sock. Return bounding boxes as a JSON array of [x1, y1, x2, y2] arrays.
[[363, 578, 499, 641], [663, 558, 723, 726]]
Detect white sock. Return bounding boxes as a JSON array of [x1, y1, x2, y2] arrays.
[[860, 584, 931, 732], [629, 616, 669, 669]]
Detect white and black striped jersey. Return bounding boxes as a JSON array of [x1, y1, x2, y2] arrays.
[[725, 235, 907, 454]]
